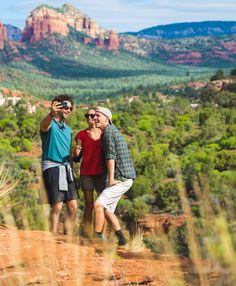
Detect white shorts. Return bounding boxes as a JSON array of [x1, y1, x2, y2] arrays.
[[96, 179, 133, 213]]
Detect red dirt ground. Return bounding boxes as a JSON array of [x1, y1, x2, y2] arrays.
[[0, 226, 220, 286]]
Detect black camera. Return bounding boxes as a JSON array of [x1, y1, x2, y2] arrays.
[[60, 101, 68, 109]]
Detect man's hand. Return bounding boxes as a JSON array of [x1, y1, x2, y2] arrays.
[[50, 101, 62, 117], [107, 179, 121, 187]]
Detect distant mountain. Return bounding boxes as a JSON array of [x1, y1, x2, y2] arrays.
[[120, 34, 236, 67], [126, 21, 236, 39], [4, 25, 22, 41], [0, 5, 235, 101]]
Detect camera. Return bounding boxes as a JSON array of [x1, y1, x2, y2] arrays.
[[60, 101, 68, 109]]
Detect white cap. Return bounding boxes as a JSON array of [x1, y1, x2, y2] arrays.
[[96, 106, 112, 124]]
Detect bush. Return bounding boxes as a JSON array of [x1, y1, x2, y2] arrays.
[[16, 157, 35, 170], [215, 150, 236, 171], [129, 175, 153, 199], [220, 137, 236, 150], [168, 224, 189, 257], [155, 181, 182, 212], [21, 138, 33, 151], [210, 69, 224, 81], [127, 197, 150, 220], [230, 68, 236, 76], [226, 83, 236, 93]]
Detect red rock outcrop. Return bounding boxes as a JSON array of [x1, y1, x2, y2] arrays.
[[107, 30, 119, 50], [0, 20, 7, 49], [22, 7, 69, 43], [96, 37, 105, 49], [21, 4, 119, 50]]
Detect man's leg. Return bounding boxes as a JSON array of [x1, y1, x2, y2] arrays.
[[95, 180, 133, 245], [105, 210, 127, 246], [65, 199, 77, 235], [50, 201, 63, 234], [94, 202, 106, 234]]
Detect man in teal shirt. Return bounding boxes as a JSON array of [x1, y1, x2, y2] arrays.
[[40, 94, 78, 234]]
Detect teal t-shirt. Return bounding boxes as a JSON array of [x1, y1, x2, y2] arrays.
[[40, 119, 72, 163]]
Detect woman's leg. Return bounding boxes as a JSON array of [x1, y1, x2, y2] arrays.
[[83, 190, 94, 236]]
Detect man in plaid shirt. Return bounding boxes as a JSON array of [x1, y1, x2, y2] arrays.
[[94, 107, 136, 246]]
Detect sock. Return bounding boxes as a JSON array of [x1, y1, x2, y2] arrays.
[[115, 230, 127, 246], [94, 232, 105, 240], [95, 232, 103, 238]]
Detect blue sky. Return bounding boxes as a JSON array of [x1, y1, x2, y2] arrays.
[[0, 0, 236, 32]]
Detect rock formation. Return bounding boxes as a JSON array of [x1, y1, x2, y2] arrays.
[[107, 30, 119, 50], [0, 21, 7, 50], [22, 6, 69, 43], [21, 4, 119, 50], [96, 36, 105, 49]]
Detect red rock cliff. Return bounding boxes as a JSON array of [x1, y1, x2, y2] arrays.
[[21, 4, 119, 50], [0, 21, 7, 50], [107, 30, 119, 50], [22, 7, 69, 43]]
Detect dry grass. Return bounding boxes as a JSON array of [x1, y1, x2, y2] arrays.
[[125, 229, 146, 253], [0, 163, 18, 199]]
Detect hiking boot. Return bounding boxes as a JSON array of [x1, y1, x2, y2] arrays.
[[115, 230, 127, 246], [117, 236, 127, 246]]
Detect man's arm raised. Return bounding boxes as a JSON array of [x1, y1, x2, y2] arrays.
[[40, 101, 61, 132]]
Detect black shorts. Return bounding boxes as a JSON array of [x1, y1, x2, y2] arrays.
[[43, 167, 78, 205], [80, 175, 106, 193]]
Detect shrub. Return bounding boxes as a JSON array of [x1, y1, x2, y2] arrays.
[[220, 137, 236, 150], [155, 181, 182, 212], [230, 68, 236, 76], [21, 138, 33, 151], [16, 157, 35, 170], [210, 69, 224, 81], [129, 175, 153, 199], [168, 224, 189, 257], [127, 197, 150, 220]]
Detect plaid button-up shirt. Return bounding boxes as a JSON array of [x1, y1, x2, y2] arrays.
[[101, 124, 136, 180]]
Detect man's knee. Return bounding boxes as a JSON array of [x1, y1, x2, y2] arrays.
[[51, 202, 63, 214], [94, 202, 104, 212], [67, 200, 77, 215]]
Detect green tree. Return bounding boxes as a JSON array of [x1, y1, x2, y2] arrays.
[[210, 69, 224, 81]]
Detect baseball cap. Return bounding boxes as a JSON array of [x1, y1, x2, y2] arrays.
[[96, 106, 113, 124]]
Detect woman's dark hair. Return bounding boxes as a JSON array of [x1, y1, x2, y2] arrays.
[[52, 94, 74, 106], [87, 107, 96, 113]]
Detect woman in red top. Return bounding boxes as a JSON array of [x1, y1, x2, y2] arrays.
[[74, 108, 106, 237]]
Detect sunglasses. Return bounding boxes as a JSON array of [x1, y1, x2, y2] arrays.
[[64, 107, 73, 111], [85, 114, 96, 119]]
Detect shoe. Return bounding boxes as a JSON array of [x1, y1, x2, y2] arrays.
[[91, 232, 106, 244], [118, 236, 127, 246]]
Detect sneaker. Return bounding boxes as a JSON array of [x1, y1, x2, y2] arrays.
[[115, 230, 127, 246], [117, 236, 127, 246], [91, 232, 106, 244]]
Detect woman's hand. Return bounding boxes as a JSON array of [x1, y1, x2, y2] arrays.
[[73, 144, 82, 157]]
